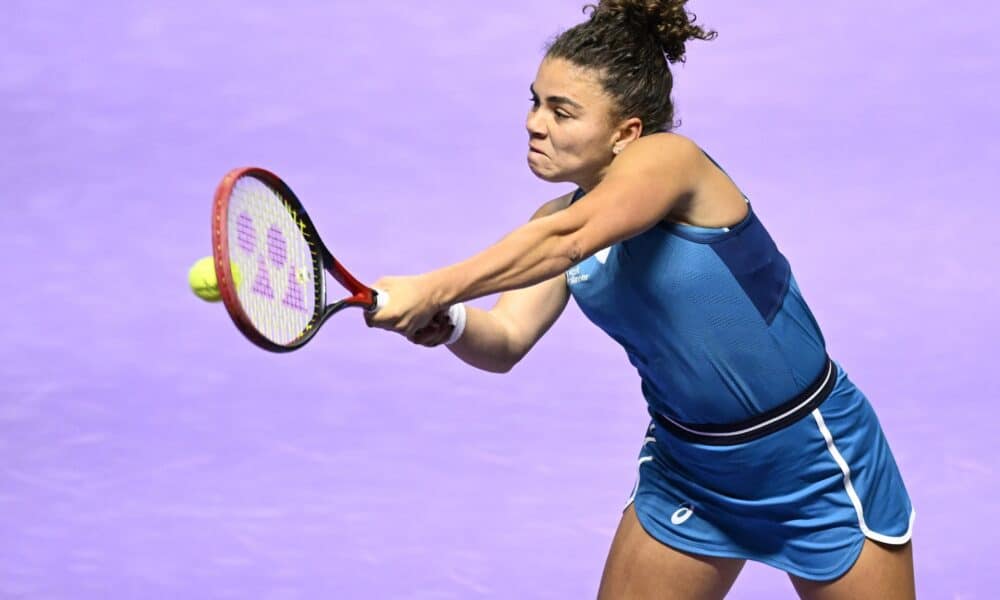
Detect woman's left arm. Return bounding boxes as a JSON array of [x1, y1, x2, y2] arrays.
[[368, 134, 703, 336]]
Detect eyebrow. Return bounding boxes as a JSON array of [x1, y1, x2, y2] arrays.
[[530, 84, 583, 110]]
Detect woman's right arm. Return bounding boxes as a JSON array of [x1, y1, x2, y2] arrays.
[[411, 194, 573, 373]]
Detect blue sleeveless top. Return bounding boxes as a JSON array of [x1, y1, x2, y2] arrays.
[[565, 153, 827, 424]]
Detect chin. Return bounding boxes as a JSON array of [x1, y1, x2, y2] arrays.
[[527, 160, 565, 183]]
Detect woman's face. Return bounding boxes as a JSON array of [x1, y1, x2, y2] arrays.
[[526, 58, 623, 188]]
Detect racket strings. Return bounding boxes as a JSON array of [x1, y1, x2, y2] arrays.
[[227, 176, 320, 344]]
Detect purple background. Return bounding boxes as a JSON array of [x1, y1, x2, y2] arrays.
[[2, 1, 997, 597]]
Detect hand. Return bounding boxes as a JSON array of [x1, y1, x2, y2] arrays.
[[407, 309, 456, 347], [364, 274, 443, 338]]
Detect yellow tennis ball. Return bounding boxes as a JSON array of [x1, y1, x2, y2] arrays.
[[189, 256, 221, 302], [189, 257, 243, 302], [232, 262, 243, 288]]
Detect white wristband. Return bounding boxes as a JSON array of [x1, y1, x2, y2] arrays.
[[445, 303, 467, 346]]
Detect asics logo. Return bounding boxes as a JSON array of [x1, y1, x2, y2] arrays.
[[671, 505, 694, 525]]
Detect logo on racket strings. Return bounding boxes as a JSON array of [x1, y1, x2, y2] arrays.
[[236, 210, 311, 313]]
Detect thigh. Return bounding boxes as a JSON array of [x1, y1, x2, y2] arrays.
[[598, 505, 746, 600], [789, 538, 915, 600]]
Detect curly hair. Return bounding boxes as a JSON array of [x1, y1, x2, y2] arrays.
[[546, 0, 717, 134]]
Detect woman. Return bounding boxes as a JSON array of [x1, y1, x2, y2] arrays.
[[367, 1, 916, 598]]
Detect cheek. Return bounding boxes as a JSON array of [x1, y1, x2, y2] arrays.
[[550, 126, 588, 156], [552, 126, 607, 164]]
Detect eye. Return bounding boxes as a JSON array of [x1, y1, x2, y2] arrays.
[[554, 109, 572, 120], [529, 96, 540, 108]]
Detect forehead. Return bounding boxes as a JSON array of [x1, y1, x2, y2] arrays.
[[532, 58, 610, 107]]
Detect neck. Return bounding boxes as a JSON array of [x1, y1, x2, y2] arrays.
[[572, 163, 612, 194]]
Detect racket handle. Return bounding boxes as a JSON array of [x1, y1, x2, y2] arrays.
[[369, 288, 389, 313]]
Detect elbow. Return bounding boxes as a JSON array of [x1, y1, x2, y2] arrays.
[[565, 237, 585, 264], [477, 362, 514, 375], [498, 354, 524, 374], [460, 347, 521, 374], [485, 363, 514, 375], [484, 351, 523, 374], [482, 309, 529, 374], [562, 224, 602, 267], [542, 211, 588, 267]]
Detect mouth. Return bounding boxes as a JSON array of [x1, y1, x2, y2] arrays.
[[528, 146, 546, 156]]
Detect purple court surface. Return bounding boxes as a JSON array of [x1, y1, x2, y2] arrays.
[[2, 1, 997, 598]]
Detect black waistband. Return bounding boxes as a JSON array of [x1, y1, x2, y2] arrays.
[[650, 356, 836, 446]]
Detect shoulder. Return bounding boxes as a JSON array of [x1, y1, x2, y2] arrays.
[[601, 132, 705, 200], [607, 133, 705, 193], [621, 132, 703, 168], [529, 191, 575, 221]]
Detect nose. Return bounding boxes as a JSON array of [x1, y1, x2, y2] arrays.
[[526, 109, 545, 139]]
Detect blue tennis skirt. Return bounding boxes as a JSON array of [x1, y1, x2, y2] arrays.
[[627, 361, 915, 581]]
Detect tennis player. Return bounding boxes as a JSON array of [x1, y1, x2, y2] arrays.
[[367, 1, 915, 598]]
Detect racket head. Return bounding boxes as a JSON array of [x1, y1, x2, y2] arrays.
[[211, 167, 375, 352]]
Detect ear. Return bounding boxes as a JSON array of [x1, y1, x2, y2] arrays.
[[611, 116, 643, 154]]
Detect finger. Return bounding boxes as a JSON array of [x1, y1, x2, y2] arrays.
[[369, 311, 402, 332], [364, 311, 389, 329], [400, 316, 418, 339], [425, 326, 455, 347], [411, 327, 441, 346], [411, 313, 434, 337], [409, 324, 434, 341], [415, 325, 453, 347]]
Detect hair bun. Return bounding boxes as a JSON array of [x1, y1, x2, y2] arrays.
[[588, 0, 717, 63]]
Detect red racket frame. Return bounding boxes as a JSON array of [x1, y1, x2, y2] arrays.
[[211, 167, 378, 352]]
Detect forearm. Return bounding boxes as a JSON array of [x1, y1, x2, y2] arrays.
[[444, 306, 523, 373], [428, 216, 580, 306]]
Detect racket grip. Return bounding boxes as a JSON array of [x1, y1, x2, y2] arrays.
[[369, 288, 389, 313], [445, 303, 467, 346]]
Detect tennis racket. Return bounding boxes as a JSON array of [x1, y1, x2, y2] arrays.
[[210, 167, 391, 352]]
